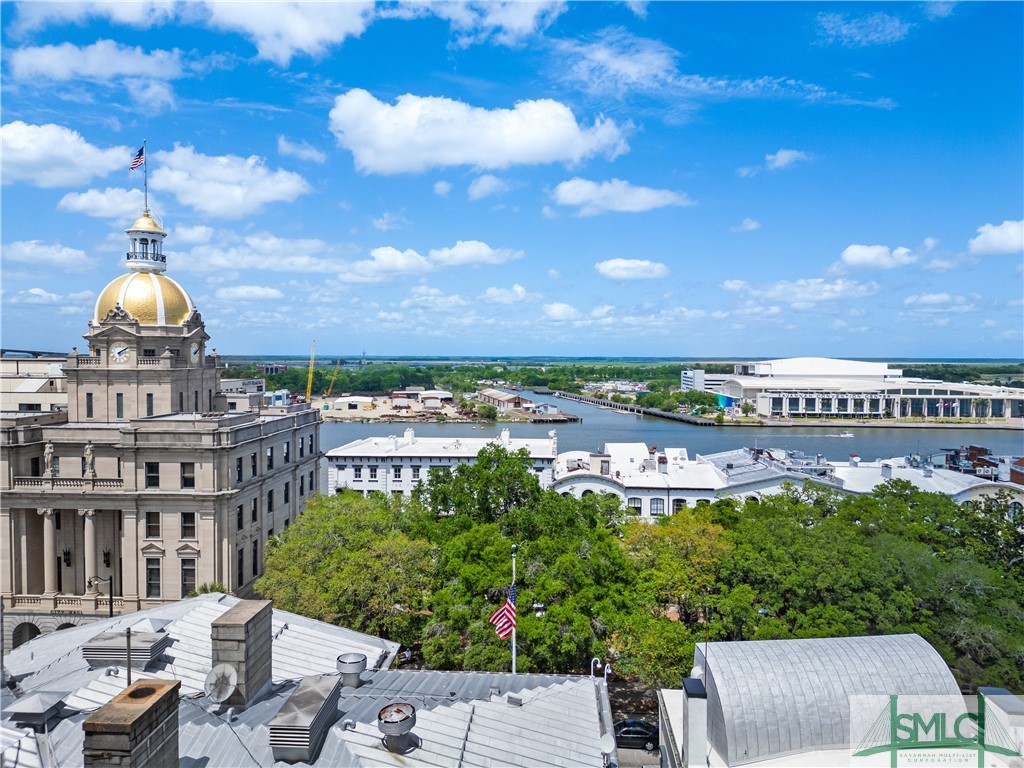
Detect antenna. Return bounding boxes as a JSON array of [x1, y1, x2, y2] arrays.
[[204, 663, 237, 704], [599, 733, 616, 757]]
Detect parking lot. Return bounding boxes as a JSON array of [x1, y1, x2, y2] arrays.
[[617, 747, 661, 767]]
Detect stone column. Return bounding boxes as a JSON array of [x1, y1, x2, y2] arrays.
[[80, 509, 97, 593], [0, 507, 12, 603], [38, 508, 57, 595], [121, 509, 140, 610]]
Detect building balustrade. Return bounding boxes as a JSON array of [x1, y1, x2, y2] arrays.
[[12, 476, 124, 489], [5, 593, 125, 614]]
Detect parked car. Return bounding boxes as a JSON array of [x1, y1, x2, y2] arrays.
[[614, 718, 659, 751]]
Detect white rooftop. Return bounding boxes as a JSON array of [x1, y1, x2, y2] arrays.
[[327, 428, 557, 460]]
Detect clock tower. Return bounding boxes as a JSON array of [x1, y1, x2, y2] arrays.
[[65, 209, 220, 421]]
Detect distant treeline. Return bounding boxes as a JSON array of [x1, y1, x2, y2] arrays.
[[221, 361, 1024, 397]]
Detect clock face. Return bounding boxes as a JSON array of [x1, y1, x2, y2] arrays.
[[189, 342, 200, 363], [109, 342, 130, 363]]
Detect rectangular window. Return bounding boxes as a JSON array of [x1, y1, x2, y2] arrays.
[[299, 475, 305, 496], [146, 558, 161, 598], [143, 348, 156, 357], [193, 390, 199, 412], [393, 466, 402, 480], [116, 393, 124, 419], [145, 462, 159, 489], [146, 393, 154, 417], [54, 510, 61, 530], [237, 548, 245, 587], [208, 389, 213, 411], [627, 497, 642, 515], [412, 466, 420, 481], [251, 497, 257, 522], [146, 510, 160, 538], [266, 447, 274, 471], [86, 392, 94, 419], [353, 466, 362, 480], [284, 482, 290, 503], [236, 457, 243, 483], [180, 462, 195, 489], [252, 541, 259, 576], [283, 442, 290, 463], [308, 435, 314, 454], [309, 471, 313, 492], [650, 498, 665, 516], [31, 456, 40, 477], [267, 489, 274, 513], [236, 505, 244, 531], [181, 511, 196, 539], [180, 559, 196, 599], [251, 452, 258, 477], [299, 438, 305, 458], [178, 392, 184, 412], [369, 466, 378, 482], [117, 457, 122, 479]]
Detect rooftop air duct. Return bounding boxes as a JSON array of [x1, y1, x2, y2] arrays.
[[378, 702, 418, 754], [268, 675, 341, 764], [336, 652, 367, 689]]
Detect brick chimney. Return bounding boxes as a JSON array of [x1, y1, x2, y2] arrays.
[[83, 679, 180, 768], [211, 599, 272, 707]]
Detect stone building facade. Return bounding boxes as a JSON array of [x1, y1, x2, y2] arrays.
[[1, 209, 320, 648]]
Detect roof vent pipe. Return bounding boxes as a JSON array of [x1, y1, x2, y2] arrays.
[[336, 653, 367, 689], [378, 703, 418, 754]]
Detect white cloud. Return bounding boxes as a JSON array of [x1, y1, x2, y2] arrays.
[[727, 277, 879, 306], [125, 78, 176, 110], [838, 244, 916, 270], [172, 225, 214, 246], [547, 268, 560, 279], [372, 211, 408, 231], [341, 246, 433, 283], [543, 302, 581, 320], [180, 233, 342, 274], [903, 293, 975, 313], [482, 283, 537, 304], [817, 12, 912, 47], [468, 174, 510, 201], [215, 285, 285, 301], [433, 180, 452, 197], [152, 145, 311, 218], [594, 258, 670, 280], [553, 27, 678, 97], [7, 40, 183, 81], [591, 304, 614, 318], [552, 177, 693, 216], [6, 287, 94, 305], [967, 219, 1023, 256], [731, 218, 761, 232], [765, 148, 812, 171], [429, 1, 566, 47], [737, 148, 811, 177], [58, 187, 144, 219], [202, 1, 374, 66], [429, 240, 523, 267], [1, 122, 127, 188], [277, 135, 326, 164], [8, 2, 177, 34], [399, 285, 467, 311], [329, 89, 627, 174], [923, 2, 957, 21], [3, 240, 96, 271]]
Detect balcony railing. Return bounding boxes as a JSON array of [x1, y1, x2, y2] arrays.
[[7, 593, 125, 613], [12, 476, 124, 490], [126, 251, 166, 264]]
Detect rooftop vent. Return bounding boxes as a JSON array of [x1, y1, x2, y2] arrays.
[[82, 630, 170, 669], [336, 652, 367, 688], [5, 691, 63, 731], [378, 702, 418, 754], [268, 675, 341, 764], [507, 694, 523, 707]]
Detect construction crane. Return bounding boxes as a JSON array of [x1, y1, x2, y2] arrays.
[[325, 358, 342, 397], [305, 339, 316, 403]]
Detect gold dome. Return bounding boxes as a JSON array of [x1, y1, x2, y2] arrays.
[[94, 272, 193, 326], [127, 210, 166, 235]]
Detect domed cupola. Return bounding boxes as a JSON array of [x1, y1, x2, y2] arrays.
[[93, 209, 195, 326]]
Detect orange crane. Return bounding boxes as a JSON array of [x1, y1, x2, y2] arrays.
[[325, 358, 341, 397], [305, 339, 316, 403]]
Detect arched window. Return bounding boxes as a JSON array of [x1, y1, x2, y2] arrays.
[[627, 497, 642, 515], [1009, 501, 1023, 523], [672, 498, 686, 513], [650, 498, 665, 516]]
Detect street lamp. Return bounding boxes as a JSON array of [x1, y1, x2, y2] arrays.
[[88, 576, 114, 618]]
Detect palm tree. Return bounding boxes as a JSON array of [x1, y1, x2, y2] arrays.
[[972, 397, 990, 421]]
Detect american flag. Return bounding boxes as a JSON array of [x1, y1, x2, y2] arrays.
[[129, 146, 145, 170], [488, 583, 517, 640]]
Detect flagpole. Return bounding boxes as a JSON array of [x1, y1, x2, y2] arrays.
[[143, 138, 148, 211], [511, 544, 517, 675]]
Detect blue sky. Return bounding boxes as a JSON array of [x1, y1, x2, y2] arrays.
[[1, 1, 1021, 358]]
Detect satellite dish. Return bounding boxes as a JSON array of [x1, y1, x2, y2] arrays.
[[204, 663, 237, 703], [600, 733, 616, 755]]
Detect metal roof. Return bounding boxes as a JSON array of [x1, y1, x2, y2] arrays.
[[694, 634, 961, 766], [2, 596, 613, 767]]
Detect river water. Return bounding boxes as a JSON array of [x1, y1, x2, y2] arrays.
[[321, 391, 1024, 462]]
